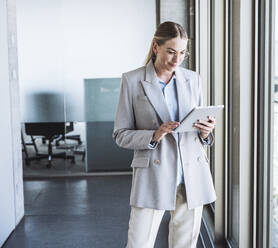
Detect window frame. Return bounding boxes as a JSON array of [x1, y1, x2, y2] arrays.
[[255, 0, 275, 247], [196, 0, 275, 247], [196, 0, 226, 245]]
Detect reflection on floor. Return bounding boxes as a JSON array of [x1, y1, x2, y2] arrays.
[[3, 176, 203, 248]]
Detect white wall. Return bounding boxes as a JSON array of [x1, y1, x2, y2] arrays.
[[0, 0, 24, 246], [17, 0, 156, 121]]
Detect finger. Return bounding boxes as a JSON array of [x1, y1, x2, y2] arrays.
[[198, 119, 214, 126], [167, 126, 177, 131], [168, 123, 180, 127], [164, 123, 179, 129], [195, 125, 210, 135], [168, 122, 180, 127], [203, 120, 215, 127], [161, 127, 174, 133], [167, 125, 178, 132], [166, 121, 180, 125], [162, 122, 178, 128], [194, 124, 212, 132], [198, 127, 212, 133], [197, 120, 214, 128]]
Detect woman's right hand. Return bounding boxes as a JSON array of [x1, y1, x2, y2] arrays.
[[152, 121, 180, 143]]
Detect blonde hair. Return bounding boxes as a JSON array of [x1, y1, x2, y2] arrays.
[[145, 21, 188, 65]]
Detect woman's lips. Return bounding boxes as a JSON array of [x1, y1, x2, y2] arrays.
[[169, 63, 177, 67]]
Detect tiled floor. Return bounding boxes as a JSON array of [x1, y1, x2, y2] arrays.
[[3, 176, 203, 248]]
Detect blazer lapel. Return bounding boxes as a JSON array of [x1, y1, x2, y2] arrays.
[[140, 60, 172, 123], [175, 67, 192, 122]]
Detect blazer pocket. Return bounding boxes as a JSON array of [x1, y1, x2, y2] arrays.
[[131, 157, 150, 168]]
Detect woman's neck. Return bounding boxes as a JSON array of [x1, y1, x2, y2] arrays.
[[153, 61, 174, 84]]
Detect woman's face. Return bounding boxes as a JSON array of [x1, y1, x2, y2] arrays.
[[153, 36, 188, 73]]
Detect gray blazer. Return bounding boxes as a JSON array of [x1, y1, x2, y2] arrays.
[[113, 60, 217, 210]]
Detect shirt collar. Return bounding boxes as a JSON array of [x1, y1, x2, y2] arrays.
[[159, 73, 176, 86]]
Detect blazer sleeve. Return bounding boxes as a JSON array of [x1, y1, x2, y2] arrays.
[[197, 74, 215, 146], [112, 73, 156, 150]]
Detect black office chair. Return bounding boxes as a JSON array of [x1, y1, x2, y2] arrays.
[[41, 122, 82, 146], [24, 122, 75, 168]]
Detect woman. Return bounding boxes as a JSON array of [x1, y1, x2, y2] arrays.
[[113, 21, 217, 248]]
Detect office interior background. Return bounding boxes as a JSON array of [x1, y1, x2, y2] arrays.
[[0, 0, 277, 247]]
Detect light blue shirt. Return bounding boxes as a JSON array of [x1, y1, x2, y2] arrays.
[[148, 74, 211, 185], [159, 75, 185, 185]]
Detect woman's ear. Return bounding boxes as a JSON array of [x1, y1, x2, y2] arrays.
[[152, 41, 158, 55]]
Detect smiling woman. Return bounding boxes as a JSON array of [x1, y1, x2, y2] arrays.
[[145, 22, 188, 82], [152, 36, 189, 83], [113, 21, 216, 248]]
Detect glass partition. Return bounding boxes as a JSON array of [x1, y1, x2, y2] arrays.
[[83, 78, 133, 172], [17, 0, 156, 175]]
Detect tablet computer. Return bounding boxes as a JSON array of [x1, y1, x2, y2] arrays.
[[174, 105, 224, 133]]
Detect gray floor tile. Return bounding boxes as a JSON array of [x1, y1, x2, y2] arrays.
[[3, 176, 202, 248]]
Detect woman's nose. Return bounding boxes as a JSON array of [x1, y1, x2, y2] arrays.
[[172, 54, 178, 63]]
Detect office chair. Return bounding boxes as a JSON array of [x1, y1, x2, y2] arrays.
[[21, 131, 39, 162], [41, 122, 82, 146], [24, 122, 75, 168]]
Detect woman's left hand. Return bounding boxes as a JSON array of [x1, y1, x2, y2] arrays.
[[194, 116, 216, 139]]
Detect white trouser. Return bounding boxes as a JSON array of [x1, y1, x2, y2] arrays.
[[126, 184, 203, 248]]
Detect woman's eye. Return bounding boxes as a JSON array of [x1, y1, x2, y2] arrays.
[[168, 51, 175, 55]]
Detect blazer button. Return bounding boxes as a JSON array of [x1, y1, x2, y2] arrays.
[[154, 159, 160, 165], [197, 156, 202, 162]]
